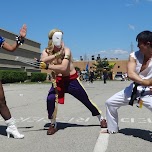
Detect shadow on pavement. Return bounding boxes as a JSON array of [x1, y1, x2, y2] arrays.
[[119, 128, 152, 142], [0, 125, 7, 136], [20, 122, 100, 132], [44, 122, 100, 130]]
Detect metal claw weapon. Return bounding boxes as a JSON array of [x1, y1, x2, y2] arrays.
[[15, 56, 48, 69]]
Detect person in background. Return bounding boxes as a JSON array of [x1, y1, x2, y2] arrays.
[[103, 69, 108, 84], [0, 24, 27, 138], [89, 67, 94, 83]]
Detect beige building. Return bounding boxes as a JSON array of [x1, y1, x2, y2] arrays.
[[0, 28, 41, 74], [73, 59, 128, 74]]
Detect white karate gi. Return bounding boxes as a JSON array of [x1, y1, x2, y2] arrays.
[[105, 51, 152, 133]]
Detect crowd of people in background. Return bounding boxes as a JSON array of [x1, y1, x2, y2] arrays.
[[78, 68, 129, 83]]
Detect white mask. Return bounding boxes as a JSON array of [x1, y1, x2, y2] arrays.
[[52, 32, 63, 48]]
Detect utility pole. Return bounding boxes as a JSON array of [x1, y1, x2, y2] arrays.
[[83, 53, 87, 61], [131, 42, 134, 53]]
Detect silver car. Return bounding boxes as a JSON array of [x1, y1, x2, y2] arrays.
[[114, 74, 125, 81]]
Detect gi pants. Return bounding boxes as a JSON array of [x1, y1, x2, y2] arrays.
[[105, 84, 152, 133]]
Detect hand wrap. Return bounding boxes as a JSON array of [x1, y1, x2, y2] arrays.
[[40, 62, 49, 69]]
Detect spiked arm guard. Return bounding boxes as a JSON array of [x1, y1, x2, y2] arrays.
[[16, 36, 24, 45]]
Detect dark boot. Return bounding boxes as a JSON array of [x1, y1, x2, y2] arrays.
[[47, 123, 57, 135]]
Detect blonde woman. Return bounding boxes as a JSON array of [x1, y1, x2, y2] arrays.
[[40, 28, 107, 135]]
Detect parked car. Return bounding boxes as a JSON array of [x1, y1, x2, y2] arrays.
[[114, 74, 125, 81]]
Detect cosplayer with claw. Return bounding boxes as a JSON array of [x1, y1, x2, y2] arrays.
[[40, 28, 107, 135], [102, 30, 152, 134], [0, 24, 27, 138]]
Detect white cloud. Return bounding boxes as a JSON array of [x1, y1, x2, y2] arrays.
[[128, 24, 135, 30], [94, 49, 129, 59], [99, 50, 107, 53], [79, 49, 130, 61], [113, 49, 128, 55], [98, 49, 128, 55]]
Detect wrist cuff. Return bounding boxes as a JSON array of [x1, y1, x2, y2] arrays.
[[64, 55, 70, 60], [16, 36, 24, 45]]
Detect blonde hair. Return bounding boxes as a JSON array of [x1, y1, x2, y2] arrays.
[[46, 28, 63, 55]]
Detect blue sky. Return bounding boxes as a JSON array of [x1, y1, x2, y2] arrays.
[[1, 0, 152, 60]]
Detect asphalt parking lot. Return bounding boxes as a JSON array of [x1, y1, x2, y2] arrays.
[[0, 80, 151, 152]]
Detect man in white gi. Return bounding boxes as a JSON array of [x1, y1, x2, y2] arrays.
[[104, 30, 152, 133]]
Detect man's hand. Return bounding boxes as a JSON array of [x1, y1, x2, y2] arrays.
[[141, 79, 152, 86], [20, 24, 27, 38]]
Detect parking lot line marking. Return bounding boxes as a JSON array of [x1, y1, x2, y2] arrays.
[[93, 130, 109, 152]]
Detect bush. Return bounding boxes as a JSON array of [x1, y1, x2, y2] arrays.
[[0, 70, 27, 83], [31, 72, 47, 82]]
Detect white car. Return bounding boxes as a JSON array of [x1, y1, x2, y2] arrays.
[[114, 74, 125, 81]]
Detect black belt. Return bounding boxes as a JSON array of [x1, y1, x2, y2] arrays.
[[129, 83, 139, 106]]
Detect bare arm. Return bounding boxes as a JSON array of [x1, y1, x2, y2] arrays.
[[127, 55, 152, 86], [48, 48, 71, 73], [127, 55, 143, 84], [1, 24, 27, 52], [41, 43, 65, 63], [40, 49, 56, 63], [2, 41, 19, 52]]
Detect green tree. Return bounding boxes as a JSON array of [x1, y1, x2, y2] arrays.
[[75, 66, 81, 72], [93, 58, 115, 79]]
